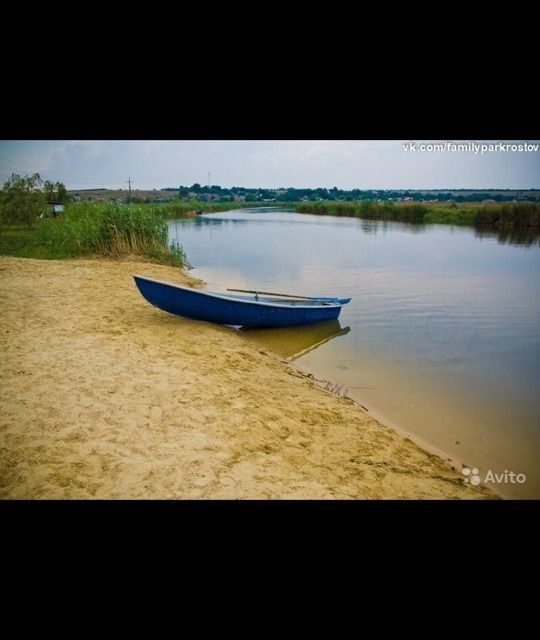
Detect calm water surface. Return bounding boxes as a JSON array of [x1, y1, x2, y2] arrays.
[[169, 208, 540, 498]]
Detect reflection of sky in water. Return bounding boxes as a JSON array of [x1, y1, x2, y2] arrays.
[[168, 209, 540, 498], [170, 211, 540, 280]]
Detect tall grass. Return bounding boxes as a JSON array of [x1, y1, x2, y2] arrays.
[[297, 200, 427, 222], [0, 199, 245, 262], [149, 200, 290, 218], [297, 201, 540, 227], [33, 202, 186, 265], [151, 200, 242, 219]]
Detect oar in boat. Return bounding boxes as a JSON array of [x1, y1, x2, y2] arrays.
[[226, 288, 339, 302]]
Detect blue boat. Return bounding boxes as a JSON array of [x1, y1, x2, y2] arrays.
[[133, 275, 351, 328]]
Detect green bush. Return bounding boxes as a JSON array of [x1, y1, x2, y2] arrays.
[[0, 173, 46, 230]]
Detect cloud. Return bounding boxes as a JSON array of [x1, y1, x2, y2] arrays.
[[0, 140, 539, 189]]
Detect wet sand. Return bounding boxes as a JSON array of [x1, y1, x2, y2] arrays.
[[0, 256, 494, 499]]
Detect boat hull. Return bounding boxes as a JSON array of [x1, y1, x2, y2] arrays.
[[133, 276, 347, 328]]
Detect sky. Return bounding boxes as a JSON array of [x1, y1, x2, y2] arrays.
[[0, 140, 538, 191]]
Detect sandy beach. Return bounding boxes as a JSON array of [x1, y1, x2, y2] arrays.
[[0, 256, 493, 499]]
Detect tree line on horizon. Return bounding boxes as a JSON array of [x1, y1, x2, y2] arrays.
[[165, 184, 540, 203]]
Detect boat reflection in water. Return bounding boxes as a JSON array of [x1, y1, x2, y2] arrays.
[[239, 319, 350, 361]]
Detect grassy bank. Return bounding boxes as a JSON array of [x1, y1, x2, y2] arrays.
[[154, 200, 242, 218], [0, 199, 251, 263], [0, 202, 186, 264], [297, 201, 540, 227]]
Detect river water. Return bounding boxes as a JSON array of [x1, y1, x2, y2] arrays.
[[169, 208, 540, 498]]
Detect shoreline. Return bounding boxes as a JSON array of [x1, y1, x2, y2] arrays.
[[0, 256, 496, 499], [289, 358, 504, 500]]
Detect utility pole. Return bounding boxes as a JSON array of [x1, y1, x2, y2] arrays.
[[208, 173, 211, 189], [126, 177, 133, 203]]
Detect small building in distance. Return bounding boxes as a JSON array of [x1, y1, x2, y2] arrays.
[[46, 201, 65, 217]]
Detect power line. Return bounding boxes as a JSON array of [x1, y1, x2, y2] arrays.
[[0, 154, 81, 180], [0, 156, 112, 186], [0, 168, 122, 191], [0, 155, 43, 173], [0, 162, 102, 187], [0, 154, 142, 192]]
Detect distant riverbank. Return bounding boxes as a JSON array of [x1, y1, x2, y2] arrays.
[[297, 200, 540, 228]]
